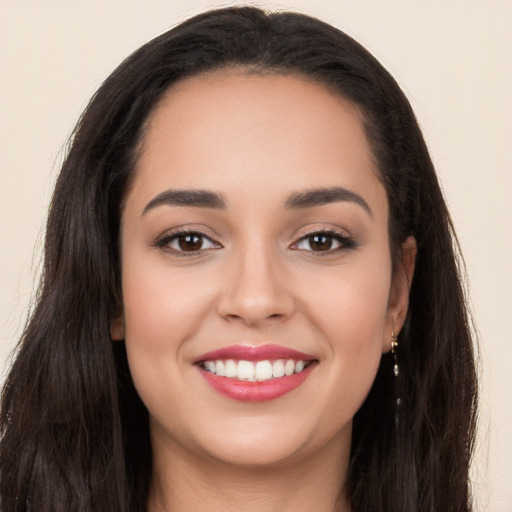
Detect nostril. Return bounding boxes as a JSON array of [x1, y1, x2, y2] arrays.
[[216, 279, 296, 326]]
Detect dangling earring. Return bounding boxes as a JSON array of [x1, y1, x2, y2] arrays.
[[391, 331, 402, 413], [391, 331, 399, 377]]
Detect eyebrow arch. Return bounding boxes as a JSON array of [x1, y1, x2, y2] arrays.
[[285, 186, 372, 216], [142, 189, 226, 215]]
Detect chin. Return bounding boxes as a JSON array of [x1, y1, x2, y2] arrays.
[[176, 413, 351, 470]]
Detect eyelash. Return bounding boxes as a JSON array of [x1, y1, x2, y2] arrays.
[[290, 228, 356, 256], [153, 227, 356, 257], [153, 228, 222, 257]]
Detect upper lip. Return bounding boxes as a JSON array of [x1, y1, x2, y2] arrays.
[[192, 344, 316, 363]]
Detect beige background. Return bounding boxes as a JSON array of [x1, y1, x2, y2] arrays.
[[1, 0, 511, 509]]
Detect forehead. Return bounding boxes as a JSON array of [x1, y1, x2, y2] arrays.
[[129, 69, 386, 216]]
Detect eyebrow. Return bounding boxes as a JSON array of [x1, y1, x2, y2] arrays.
[[142, 189, 226, 215], [285, 186, 372, 216], [142, 185, 372, 217]]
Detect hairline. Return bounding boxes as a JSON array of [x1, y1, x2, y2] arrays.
[[122, 64, 391, 236]]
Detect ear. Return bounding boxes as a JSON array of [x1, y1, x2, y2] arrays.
[[110, 315, 125, 341], [383, 236, 417, 352]]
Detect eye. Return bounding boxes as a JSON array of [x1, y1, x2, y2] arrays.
[[156, 230, 221, 254], [291, 230, 354, 254]]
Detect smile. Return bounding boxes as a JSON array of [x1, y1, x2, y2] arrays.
[[194, 344, 317, 402], [199, 358, 312, 381]]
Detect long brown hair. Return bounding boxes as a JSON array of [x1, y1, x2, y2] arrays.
[[0, 7, 477, 511]]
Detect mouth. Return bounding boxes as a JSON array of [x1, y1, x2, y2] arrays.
[[198, 358, 314, 381], [194, 345, 318, 402]]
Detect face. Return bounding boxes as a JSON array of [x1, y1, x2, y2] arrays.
[[112, 71, 415, 470]]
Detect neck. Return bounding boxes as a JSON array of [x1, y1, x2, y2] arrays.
[[147, 433, 351, 512]]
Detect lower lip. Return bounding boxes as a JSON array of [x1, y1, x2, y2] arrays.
[[198, 363, 316, 402]]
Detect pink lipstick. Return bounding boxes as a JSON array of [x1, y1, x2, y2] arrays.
[[193, 344, 314, 363], [194, 344, 317, 402]]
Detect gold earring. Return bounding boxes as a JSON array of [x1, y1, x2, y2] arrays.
[[391, 331, 402, 416], [391, 331, 399, 377]]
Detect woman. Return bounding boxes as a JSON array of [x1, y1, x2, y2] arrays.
[[0, 6, 477, 512]]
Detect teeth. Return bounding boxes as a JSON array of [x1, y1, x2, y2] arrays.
[[225, 359, 237, 378], [272, 359, 285, 378], [237, 360, 255, 379], [255, 360, 273, 380], [216, 360, 225, 377], [201, 359, 310, 381], [284, 359, 295, 376]]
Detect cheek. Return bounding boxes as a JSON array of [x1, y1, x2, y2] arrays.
[[118, 253, 219, 408], [304, 258, 392, 345], [119, 260, 214, 417], [299, 258, 392, 396], [121, 257, 215, 348]]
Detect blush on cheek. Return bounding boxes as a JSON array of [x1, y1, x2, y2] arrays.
[[122, 272, 187, 339]]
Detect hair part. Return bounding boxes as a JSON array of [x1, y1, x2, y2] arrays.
[[1, 6, 477, 512]]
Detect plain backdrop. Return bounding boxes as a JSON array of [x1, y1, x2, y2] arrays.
[[1, 0, 511, 509]]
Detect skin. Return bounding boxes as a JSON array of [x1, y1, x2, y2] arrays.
[[111, 70, 416, 512]]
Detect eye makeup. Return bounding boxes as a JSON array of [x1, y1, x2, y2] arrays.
[[151, 223, 358, 259], [152, 227, 222, 257], [290, 227, 358, 256]]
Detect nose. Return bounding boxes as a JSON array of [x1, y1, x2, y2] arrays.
[[216, 244, 295, 327]]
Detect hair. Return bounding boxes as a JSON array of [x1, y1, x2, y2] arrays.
[[0, 6, 477, 512]]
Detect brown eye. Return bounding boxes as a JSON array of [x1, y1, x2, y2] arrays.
[[308, 234, 333, 251], [291, 230, 353, 254], [178, 234, 203, 251], [158, 231, 220, 254]]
